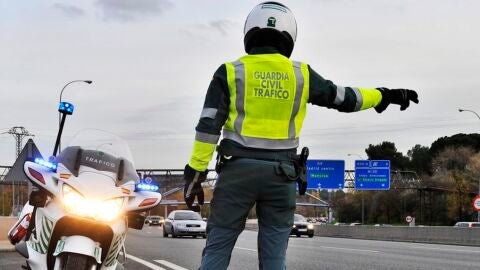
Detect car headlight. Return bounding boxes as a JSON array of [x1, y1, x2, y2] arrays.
[[307, 224, 314, 230], [292, 224, 296, 228], [63, 185, 124, 222]]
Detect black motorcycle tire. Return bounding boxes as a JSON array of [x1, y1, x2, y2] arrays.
[[60, 253, 96, 270]]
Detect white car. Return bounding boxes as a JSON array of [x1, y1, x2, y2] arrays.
[[163, 210, 207, 238], [454, 222, 480, 228]]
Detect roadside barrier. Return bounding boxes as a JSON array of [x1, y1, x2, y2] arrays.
[[245, 222, 480, 246]]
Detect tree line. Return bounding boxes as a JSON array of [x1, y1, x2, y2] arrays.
[[330, 133, 480, 225]]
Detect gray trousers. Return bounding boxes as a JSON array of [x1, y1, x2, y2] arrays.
[[199, 158, 297, 270]]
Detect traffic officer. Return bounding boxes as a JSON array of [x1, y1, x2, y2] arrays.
[[183, 2, 419, 269]]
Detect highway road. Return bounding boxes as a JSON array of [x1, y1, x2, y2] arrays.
[[2, 225, 480, 269]]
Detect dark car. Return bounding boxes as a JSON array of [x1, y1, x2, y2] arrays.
[[163, 210, 207, 238], [146, 215, 164, 226], [291, 214, 314, 238]]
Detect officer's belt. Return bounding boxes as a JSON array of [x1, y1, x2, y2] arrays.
[[217, 141, 297, 162]]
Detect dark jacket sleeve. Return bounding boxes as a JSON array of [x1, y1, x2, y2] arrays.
[[308, 65, 382, 112], [188, 65, 230, 171], [195, 65, 230, 135]]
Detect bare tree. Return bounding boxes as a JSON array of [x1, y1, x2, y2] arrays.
[[431, 147, 477, 221]]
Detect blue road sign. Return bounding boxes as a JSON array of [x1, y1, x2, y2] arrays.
[[307, 160, 345, 189], [355, 160, 390, 190]]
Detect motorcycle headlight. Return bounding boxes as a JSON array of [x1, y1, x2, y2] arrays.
[[62, 185, 124, 222], [307, 224, 314, 230]]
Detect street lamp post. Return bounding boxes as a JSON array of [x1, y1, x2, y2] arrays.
[[459, 109, 480, 121], [58, 80, 92, 152], [458, 108, 480, 222]]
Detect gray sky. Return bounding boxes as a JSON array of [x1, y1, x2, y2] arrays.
[[1, 0, 479, 170]]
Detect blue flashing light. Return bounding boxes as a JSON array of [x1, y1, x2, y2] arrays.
[[58, 102, 74, 115], [34, 158, 57, 171], [135, 182, 159, 192]]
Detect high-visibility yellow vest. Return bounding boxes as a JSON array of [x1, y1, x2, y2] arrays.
[[223, 53, 309, 149]]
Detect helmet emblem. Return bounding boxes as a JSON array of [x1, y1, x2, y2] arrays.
[[267, 17, 276, 27]]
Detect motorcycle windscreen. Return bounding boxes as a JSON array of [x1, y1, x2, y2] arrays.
[[56, 129, 139, 182]]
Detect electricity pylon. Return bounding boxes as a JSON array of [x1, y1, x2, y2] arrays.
[[6, 127, 35, 158]]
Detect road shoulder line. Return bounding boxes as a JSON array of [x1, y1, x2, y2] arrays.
[[234, 247, 257, 252], [154, 260, 189, 270], [126, 254, 167, 270]]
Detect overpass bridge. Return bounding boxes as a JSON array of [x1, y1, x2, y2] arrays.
[[1, 164, 476, 224]]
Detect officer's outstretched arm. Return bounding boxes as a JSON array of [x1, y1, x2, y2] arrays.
[[307, 66, 418, 113]]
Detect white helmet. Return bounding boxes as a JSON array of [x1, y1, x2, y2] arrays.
[[244, 2, 297, 57]]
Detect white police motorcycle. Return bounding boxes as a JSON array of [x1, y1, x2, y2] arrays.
[[8, 102, 161, 270]]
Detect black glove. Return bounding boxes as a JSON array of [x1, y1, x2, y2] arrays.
[[183, 164, 208, 212], [297, 147, 309, 195], [375, 88, 419, 113], [297, 178, 307, 195]]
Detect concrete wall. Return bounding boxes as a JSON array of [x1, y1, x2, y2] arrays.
[[315, 225, 480, 246], [0, 217, 17, 241], [3, 217, 478, 246], [245, 223, 480, 246]]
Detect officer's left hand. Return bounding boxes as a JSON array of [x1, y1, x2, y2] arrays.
[[183, 164, 208, 212], [375, 88, 419, 113], [297, 179, 307, 195]]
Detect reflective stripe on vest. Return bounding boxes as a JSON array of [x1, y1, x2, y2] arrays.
[[223, 55, 309, 149]]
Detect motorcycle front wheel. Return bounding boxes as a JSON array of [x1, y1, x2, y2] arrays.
[[54, 253, 97, 270]]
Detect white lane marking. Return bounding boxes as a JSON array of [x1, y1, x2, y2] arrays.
[[410, 246, 480, 253], [126, 254, 167, 270], [289, 244, 379, 253], [317, 245, 379, 253], [236, 244, 378, 254], [234, 247, 257, 252], [155, 260, 189, 270]]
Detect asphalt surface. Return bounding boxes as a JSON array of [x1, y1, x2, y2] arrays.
[[1, 225, 480, 270]]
